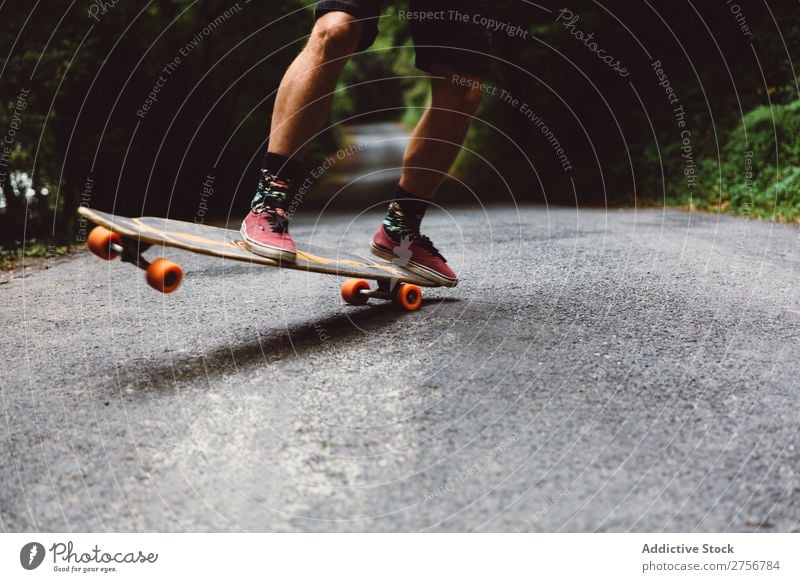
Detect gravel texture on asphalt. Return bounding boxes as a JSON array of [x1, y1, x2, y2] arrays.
[[2, 206, 798, 532]]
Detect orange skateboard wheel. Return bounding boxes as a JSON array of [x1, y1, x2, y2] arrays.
[[146, 258, 183, 293], [392, 283, 422, 311], [87, 226, 122, 260], [341, 278, 370, 305]]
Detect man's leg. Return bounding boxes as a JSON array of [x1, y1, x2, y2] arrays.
[[371, 0, 491, 286], [370, 66, 482, 287], [399, 66, 483, 199], [241, 11, 364, 261], [269, 12, 364, 158]]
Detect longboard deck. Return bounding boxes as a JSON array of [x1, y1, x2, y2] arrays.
[[78, 207, 438, 287]]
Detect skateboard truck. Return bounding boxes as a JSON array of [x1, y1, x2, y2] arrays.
[[87, 225, 183, 293], [340, 278, 423, 311]]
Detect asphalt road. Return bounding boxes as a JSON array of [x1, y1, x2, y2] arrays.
[[2, 204, 799, 532]]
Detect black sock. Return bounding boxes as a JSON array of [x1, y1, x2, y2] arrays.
[[251, 152, 300, 210], [383, 186, 429, 239]]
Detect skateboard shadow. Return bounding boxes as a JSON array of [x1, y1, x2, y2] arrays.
[[129, 303, 411, 391]]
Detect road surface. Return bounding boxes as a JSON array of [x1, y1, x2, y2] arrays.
[[2, 204, 799, 532]]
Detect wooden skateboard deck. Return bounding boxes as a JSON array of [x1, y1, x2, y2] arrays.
[[79, 207, 440, 310]]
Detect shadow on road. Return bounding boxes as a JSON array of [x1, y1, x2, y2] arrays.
[[130, 303, 414, 392]]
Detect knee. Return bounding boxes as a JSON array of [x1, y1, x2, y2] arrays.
[[308, 13, 363, 61], [432, 78, 484, 115]]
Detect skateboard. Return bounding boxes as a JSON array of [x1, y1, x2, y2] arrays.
[[79, 207, 441, 311]]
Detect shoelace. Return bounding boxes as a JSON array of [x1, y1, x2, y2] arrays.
[[409, 232, 446, 262], [252, 203, 289, 234]]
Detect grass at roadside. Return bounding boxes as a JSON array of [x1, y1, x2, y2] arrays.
[[0, 243, 72, 272]]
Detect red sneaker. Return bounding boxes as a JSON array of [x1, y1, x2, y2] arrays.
[[370, 225, 458, 287], [240, 203, 296, 262]]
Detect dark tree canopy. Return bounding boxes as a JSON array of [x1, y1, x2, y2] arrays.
[[1, 1, 798, 249]]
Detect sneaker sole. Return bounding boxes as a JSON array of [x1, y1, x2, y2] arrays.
[[240, 225, 297, 263], [370, 243, 458, 288]]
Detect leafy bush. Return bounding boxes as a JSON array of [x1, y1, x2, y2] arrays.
[[686, 100, 800, 222], [0, 172, 54, 248]]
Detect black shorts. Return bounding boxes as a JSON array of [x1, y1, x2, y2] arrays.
[[315, 0, 492, 77]]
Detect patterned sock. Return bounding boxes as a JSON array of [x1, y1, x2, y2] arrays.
[[251, 152, 300, 210], [382, 186, 429, 239]]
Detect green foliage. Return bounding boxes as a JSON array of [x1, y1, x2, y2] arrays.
[[2, 0, 799, 254], [332, 3, 417, 122], [0, 241, 71, 271], [0, 0, 311, 250], [453, 0, 800, 210], [681, 100, 800, 222]]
